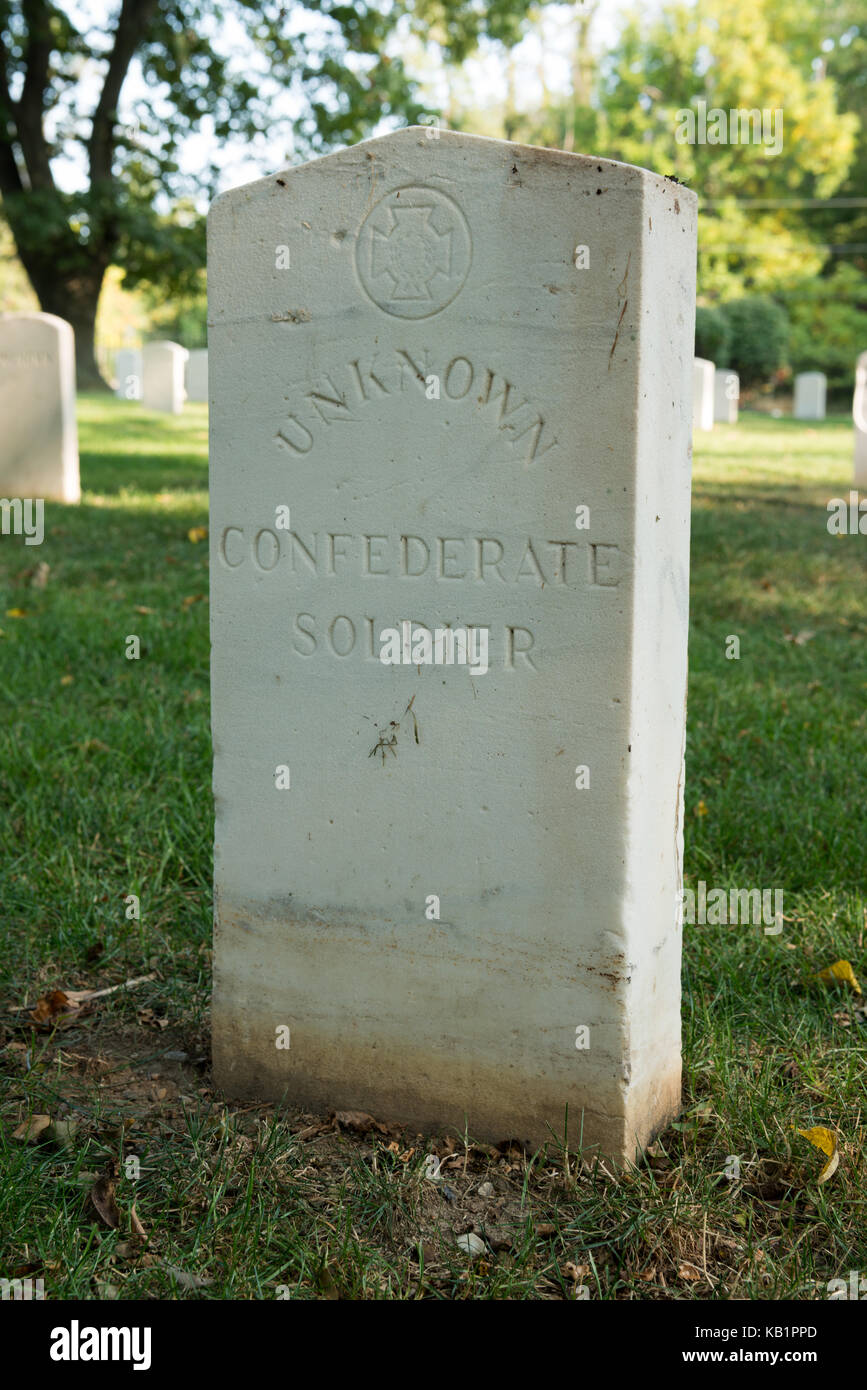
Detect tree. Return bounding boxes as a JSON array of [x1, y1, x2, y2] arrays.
[[0, 0, 533, 388]]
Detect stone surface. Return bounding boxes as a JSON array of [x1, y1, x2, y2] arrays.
[[114, 348, 142, 400], [208, 128, 697, 1162], [142, 341, 188, 413], [692, 357, 715, 431], [794, 371, 826, 420], [186, 348, 208, 402], [0, 312, 80, 502], [854, 352, 867, 487], [714, 368, 738, 424]]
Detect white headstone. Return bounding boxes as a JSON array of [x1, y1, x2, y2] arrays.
[[793, 371, 826, 420], [141, 341, 188, 413], [714, 368, 738, 424], [186, 348, 208, 402], [0, 312, 80, 503], [115, 348, 142, 400], [854, 352, 867, 487], [692, 358, 715, 431], [208, 129, 697, 1162]]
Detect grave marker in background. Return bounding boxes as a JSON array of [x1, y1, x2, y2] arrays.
[[0, 312, 79, 503], [186, 349, 208, 403], [854, 352, 867, 487], [692, 358, 715, 431], [208, 130, 697, 1161], [794, 371, 826, 420], [142, 341, 188, 413], [714, 368, 738, 424], [114, 348, 142, 400]]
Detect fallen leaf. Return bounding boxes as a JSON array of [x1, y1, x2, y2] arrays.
[[809, 959, 861, 994], [181, 593, 207, 608], [5, 608, 27, 618], [30, 562, 50, 590], [187, 527, 208, 543], [134, 605, 155, 615], [90, 1171, 121, 1229], [30, 989, 80, 1025], [795, 1125, 839, 1183], [130, 1204, 148, 1242], [13, 1114, 51, 1143], [60, 674, 74, 686]]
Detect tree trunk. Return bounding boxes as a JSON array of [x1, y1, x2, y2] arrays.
[[34, 268, 110, 391], [2, 200, 112, 392]]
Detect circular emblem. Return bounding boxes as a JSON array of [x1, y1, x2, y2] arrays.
[[355, 186, 472, 319]]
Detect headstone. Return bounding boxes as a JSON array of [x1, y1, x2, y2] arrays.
[[186, 348, 208, 402], [0, 312, 80, 503], [115, 348, 142, 400], [793, 371, 826, 420], [714, 368, 738, 424], [854, 352, 867, 487], [208, 129, 697, 1163], [141, 341, 188, 413], [692, 357, 715, 431]]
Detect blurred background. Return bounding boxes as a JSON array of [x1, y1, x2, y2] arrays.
[[1, 0, 865, 401]]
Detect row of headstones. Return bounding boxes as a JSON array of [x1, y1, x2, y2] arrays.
[[693, 361, 832, 431], [2, 310, 867, 502], [115, 344, 207, 411], [0, 315, 207, 501]]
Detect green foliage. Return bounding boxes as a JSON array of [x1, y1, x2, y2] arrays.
[[694, 306, 731, 365], [779, 265, 867, 393], [719, 297, 790, 387]]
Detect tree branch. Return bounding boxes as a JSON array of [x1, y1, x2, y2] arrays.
[[89, 0, 159, 185]]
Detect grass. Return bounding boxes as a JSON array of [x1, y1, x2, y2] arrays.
[[0, 398, 864, 1300]]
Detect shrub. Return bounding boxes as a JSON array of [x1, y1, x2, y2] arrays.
[[694, 305, 731, 365], [719, 297, 789, 388]]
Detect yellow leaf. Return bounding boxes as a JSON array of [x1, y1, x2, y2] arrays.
[[809, 960, 861, 995], [5, 608, 27, 618], [187, 527, 208, 543], [695, 800, 708, 817], [181, 593, 207, 608], [795, 1126, 839, 1183], [60, 675, 74, 686]]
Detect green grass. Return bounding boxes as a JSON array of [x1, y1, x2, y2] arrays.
[[0, 398, 864, 1300]]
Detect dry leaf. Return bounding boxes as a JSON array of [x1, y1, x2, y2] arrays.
[[181, 593, 207, 608], [809, 960, 862, 995], [5, 607, 27, 618], [30, 562, 50, 590], [134, 605, 155, 615], [187, 527, 208, 543], [30, 989, 80, 1025], [90, 1172, 121, 1229], [13, 1114, 51, 1143], [130, 1204, 148, 1242]]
